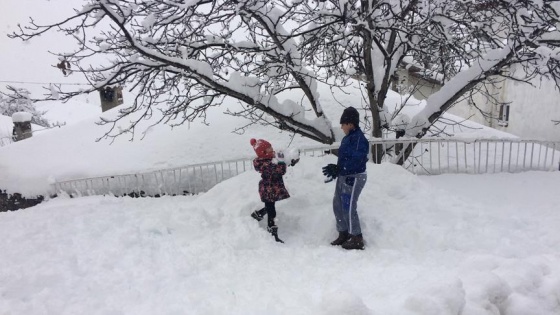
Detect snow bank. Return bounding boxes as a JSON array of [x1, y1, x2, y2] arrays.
[[1, 158, 560, 314]]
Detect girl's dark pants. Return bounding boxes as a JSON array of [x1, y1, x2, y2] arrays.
[[264, 201, 276, 227]]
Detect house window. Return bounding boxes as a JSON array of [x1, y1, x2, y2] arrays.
[[498, 104, 509, 127]]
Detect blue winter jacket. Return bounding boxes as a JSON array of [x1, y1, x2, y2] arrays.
[[337, 127, 368, 176]]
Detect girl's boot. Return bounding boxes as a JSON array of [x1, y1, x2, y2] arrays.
[[267, 225, 284, 243], [250, 208, 266, 221]]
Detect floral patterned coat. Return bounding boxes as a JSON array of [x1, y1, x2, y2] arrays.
[[253, 158, 290, 203]]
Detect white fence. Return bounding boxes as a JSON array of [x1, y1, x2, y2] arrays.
[[375, 139, 560, 175], [53, 158, 256, 197], [52, 139, 560, 197]]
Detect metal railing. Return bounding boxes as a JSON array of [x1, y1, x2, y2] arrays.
[[378, 139, 560, 175], [53, 157, 255, 197], [52, 139, 559, 197]]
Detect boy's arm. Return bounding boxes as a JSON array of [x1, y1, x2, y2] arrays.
[[356, 135, 369, 159]]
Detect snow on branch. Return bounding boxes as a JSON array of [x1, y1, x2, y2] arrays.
[[7, 0, 560, 151]]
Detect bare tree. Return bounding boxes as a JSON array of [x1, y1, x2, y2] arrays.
[[303, 0, 560, 161], [9, 0, 560, 160]]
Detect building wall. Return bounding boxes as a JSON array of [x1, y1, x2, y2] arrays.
[[449, 77, 560, 141], [447, 87, 495, 127], [394, 69, 441, 101], [501, 78, 560, 141], [397, 69, 560, 141]]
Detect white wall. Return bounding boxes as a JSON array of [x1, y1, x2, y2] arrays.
[[394, 69, 441, 101], [400, 69, 560, 142], [447, 87, 496, 128], [500, 78, 560, 141]]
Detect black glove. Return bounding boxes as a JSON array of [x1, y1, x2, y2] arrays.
[[290, 158, 300, 166], [322, 164, 338, 182]]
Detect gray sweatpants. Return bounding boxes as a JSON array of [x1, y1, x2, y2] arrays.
[[333, 173, 367, 236]]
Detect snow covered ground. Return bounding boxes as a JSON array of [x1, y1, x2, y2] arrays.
[[1, 158, 559, 315]]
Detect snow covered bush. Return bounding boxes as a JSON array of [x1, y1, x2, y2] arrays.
[[0, 87, 50, 127]]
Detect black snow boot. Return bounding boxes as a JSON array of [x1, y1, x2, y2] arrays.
[[342, 234, 365, 250], [251, 208, 266, 221], [267, 225, 284, 243], [330, 231, 350, 246]]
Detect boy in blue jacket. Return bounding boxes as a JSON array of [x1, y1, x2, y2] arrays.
[[322, 107, 368, 250]]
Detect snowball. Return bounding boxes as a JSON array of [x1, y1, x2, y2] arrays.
[[277, 147, 300, 162]]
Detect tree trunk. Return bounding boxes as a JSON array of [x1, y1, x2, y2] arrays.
[[363, 29, 385, 164], [396, 142, 416, 166]]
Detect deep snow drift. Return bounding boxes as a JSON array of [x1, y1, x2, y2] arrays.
[[1, 157, 559, 315]]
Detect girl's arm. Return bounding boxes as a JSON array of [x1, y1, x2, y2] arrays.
[[255, 159, 286, 176]]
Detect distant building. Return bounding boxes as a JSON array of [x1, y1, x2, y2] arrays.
[[12, 111, 33, 142], [393, 64, 560, 142], [99, 86, 124, 112]]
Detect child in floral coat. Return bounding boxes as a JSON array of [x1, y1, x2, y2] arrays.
[[249, 138, 298, 243]]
